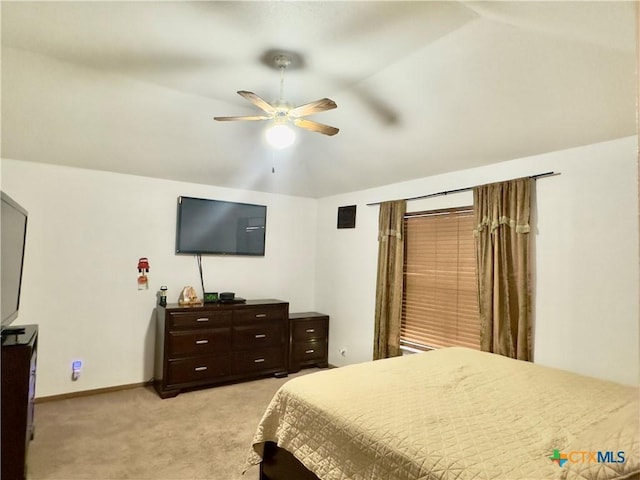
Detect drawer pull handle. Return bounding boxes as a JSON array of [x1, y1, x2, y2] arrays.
[[194, 366, 208, 372], [255, 334, 266, 339], [254, 358, 265, 363], [305, 349, 315, 354], [306, 329, 315, 333], [255, 313, 267, 318], [196, 317, 209, 322], [195, 340, 209, 345]]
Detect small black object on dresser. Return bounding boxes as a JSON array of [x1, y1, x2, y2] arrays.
[[289, 312, 329, 373], [1, 324, 38, 480], [154, 299, 289, 398]]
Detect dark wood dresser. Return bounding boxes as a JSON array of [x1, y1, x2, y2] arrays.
[[154, 300, 289, 398], [289, 312, 329, 373], [1, 324, 38, 480]]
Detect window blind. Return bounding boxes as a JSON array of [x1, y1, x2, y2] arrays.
[[401, 207, 480, 351]]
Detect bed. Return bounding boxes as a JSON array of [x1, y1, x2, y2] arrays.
[[247, 347, 639, 480]]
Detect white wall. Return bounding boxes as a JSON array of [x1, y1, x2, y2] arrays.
[[1, 159, 317, 397], [3, 136, 638, 396], [315, 136, 639, 386]]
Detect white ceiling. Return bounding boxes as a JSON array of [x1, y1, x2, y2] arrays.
[[1, 1, 637, 198]]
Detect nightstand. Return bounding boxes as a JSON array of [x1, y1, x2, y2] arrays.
[[288, 312, 329, 373]]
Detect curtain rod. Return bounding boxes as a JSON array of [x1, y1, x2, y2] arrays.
[[366, 171, 559, 206]]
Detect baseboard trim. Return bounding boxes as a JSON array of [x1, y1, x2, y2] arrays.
[[34, 367, 338, 403], [35, 380, 152, 403]]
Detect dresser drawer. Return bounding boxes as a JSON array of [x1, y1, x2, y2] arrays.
[[234, 306, 285, 324], [292, 339, 327, 362], [233, 347, 284, 374], [166, 355, 231, 386], [232, 323, 284, 350], [168, 311, 232, 330], [154, 300, 289, 398], [167, 328, 231, 357], [291, 318, 328, 341]]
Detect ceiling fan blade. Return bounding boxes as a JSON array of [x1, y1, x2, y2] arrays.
[[213, 115, 271, 121], [289, 98, 337, 118], [237, 91, 275, 114], [293, 118, 339, 136]]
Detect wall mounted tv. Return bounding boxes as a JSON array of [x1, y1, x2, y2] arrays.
[[1, 192, 28, 331], [176, 196, 266, 256]]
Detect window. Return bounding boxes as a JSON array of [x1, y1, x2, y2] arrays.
[[400, 207, 480, 352]]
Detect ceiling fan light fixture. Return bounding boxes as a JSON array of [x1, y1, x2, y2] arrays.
[[265, 123, 295, 149]]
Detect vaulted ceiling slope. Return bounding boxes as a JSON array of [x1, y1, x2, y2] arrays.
[[1, 1, 637, 198]]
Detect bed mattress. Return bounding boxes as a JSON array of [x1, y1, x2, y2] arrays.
[[248, 348, 638, 480]]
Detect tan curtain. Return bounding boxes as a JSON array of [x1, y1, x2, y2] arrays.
[[373, 200, 406, 360], [473, 178, 532, 361]]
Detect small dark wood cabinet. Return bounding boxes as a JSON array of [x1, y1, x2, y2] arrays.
[[154, 300, 289, 398], [289, 312, 329, 373], [1, 324, 38, 480]]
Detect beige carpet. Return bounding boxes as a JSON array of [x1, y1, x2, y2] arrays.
[[27, 371, 317, 480]]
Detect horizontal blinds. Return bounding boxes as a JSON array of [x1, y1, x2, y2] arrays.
[[401, 208, 480, 351]]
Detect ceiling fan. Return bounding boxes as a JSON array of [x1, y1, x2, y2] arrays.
[[213, 54, 339, 138]]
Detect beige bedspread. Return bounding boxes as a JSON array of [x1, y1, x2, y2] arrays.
[[248, 348, 639, 480]]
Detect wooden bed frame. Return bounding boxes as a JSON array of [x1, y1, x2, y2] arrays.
[[259, 441, 320, 480]]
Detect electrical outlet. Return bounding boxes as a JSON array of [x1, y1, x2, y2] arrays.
[[71, 360, 82, 381]]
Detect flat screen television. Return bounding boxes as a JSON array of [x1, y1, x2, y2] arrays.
[[1, 192, 28, 331], [176, 196, 266, 256]]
